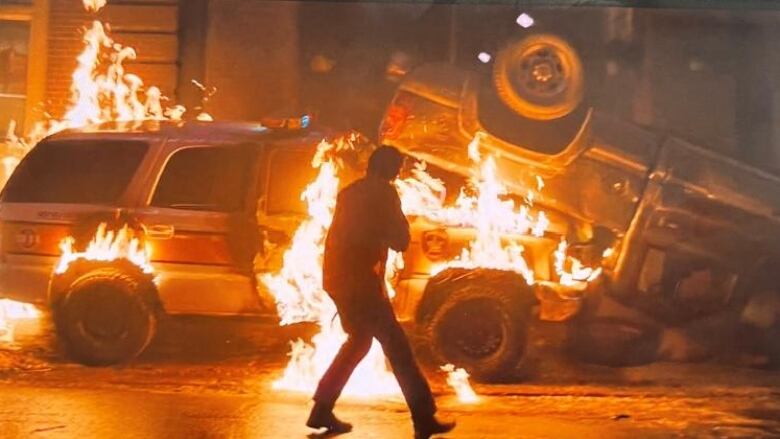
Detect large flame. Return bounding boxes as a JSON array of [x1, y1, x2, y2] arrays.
[[263, 134, 606, 402], [261, 136, 401, 397], [5, 0, 191, 162], [396, 135, 549, 284], [56, 223, 153, 275]]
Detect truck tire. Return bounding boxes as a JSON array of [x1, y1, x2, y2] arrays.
[[54, 266, 157, 366], [493, 34, 584, 121], [424, 270, 532, 382]]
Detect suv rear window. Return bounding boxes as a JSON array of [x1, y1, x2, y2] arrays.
[[151, 145, 251, 212], [2, 139, 148, 204]]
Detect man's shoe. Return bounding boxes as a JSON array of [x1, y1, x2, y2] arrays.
[[306, 402, 353, 433], [414, 415, 456, 439]]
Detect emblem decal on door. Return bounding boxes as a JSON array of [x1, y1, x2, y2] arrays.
[[16, 229, 39, 249]]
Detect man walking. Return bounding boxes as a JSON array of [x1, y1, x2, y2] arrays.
[[306, 146, 455, 438]]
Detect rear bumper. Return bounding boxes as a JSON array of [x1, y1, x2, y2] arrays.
[[0, 255, 57, 305]]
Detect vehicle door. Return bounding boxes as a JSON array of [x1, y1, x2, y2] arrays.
[[253, 140, 321, 276], [132, 142, 263, 315]]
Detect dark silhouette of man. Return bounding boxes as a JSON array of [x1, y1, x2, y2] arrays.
[[306, 146, 455, 438]]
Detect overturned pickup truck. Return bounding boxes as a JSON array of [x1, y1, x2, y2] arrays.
[[381, 34, 780, 376]]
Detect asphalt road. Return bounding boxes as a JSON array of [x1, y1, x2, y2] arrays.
[[0, 316, 778, 439]]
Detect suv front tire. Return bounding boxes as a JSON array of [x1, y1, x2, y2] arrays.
[[52, 262, 158, 366]]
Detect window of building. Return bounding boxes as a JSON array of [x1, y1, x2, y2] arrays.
[[0, 20, 29, 132], [152, 145, 251, 212], [2, 139, 148, 204]]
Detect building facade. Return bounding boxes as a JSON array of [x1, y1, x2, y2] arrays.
[[2, 1, 780, 168]]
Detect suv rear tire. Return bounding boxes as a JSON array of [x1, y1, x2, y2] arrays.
[[425, 275, 531, 382], [54, 266, 157, 366]]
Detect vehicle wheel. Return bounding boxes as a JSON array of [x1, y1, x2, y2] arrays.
[[493, 34, 584, 120], [568, 316, 660, 367], [425, 278, 531, 382], [55, 266, 157, 366]]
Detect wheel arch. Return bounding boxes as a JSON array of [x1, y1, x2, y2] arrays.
[[49, 259, 161, 314], [415, 268, 536, 325]]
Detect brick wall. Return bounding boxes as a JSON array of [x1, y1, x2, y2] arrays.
[[202, 0, 299, 120]]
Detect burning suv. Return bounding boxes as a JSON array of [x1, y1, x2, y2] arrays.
[[0, 119, 370, 365]]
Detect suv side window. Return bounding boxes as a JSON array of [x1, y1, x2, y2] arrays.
[[152, 145, 251, 212], [2, 139, 148, 204], [264, 147, 318, 216]]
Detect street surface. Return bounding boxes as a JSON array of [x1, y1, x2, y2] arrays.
[[0, 315, 778, 438]]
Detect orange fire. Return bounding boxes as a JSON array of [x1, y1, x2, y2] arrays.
[[263, 134, 606, 402], [5, 0, 190, 163], [82, 0, 106, 12], [0, 299, 40, 345], [261, 135, 401, 397], [56, 223, 153, 275], [440, 364, 479, 403], [396, 135, 551, 285], [554, 238, 603, 288]]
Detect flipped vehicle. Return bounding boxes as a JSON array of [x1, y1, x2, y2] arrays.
[[380, 34, 780, 374]]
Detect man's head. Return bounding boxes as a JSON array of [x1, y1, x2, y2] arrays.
[[367, 145, 404, 181]]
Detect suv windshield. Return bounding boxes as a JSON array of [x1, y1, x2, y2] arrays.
[[2, 139, 148, 204]]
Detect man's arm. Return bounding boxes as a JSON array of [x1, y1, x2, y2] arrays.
[[384, 185, 410, 252]]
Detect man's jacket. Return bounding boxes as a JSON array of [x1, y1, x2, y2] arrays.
[[323, 175, 410, 302]]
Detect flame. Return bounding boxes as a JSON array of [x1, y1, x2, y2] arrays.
[[384, 249, 404, 299], [0, 299, 40, 345], [261, 136, 400, 397], [63, 20, 169, 128], [263, 134, 608, 401], [440, 364, 479, 403], [82, 0, 106, 12], [56, 223, 153, 275], [396, 135, 548, 284], [2, 0, 186, 169], [553, 239, 602, 288]]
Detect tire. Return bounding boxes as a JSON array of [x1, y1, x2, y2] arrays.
[[568, 316, 660, 367], [493, 34, 584, 121], [54, 266, 157, 366], [424, 270, 532, 382]]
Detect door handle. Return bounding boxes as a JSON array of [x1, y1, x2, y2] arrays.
[[145, 224, 175, 240]]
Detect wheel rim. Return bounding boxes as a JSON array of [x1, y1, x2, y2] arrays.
[[81, 287, 130, 340], [437, 298, 506, 361], [494, 34, 584, 120], [515, 46, 568, 101]]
